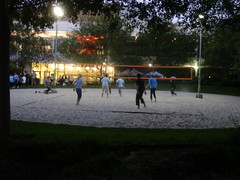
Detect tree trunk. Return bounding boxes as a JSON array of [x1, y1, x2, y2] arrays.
[[0, 0, 11, 137]]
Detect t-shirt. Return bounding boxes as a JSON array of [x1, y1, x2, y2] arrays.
[[22, 76, 26, 84], [148, 78, 157, 88], [31, 72, 36, 78], [9, 75, 14, 83], [101, 77, 110, 87], [116, 78, 124, 87], [13, 74, 19, 82], [136, 79, 145, 91], [75, 78, 83, 89]]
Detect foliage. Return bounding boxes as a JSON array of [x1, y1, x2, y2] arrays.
[[204, 28, 239, 68], [10, 22, 53, 70], [120, 0, 240, 31], [203, 28, 240, 80], [58, 15, 134, 64], [7, 0, 240, 67], [135, 23, 198, 65]]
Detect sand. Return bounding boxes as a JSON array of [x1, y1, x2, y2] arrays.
[[10, 88, 240, 129]]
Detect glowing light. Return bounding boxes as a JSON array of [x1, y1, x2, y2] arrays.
[[59, 64, 64, 70], [53, 6, 64, 17], [149, 63, 152, 67], [193, 62, 198, 71], [86, 66, 90, 71], [76, 66, 80, 71], [108, 67, 113, 72], [198, 14, 204, 19], [93, 67, 97, 71], [68, 65, 73, 70]]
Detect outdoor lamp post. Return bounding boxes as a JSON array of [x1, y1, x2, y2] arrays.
[[53, 6, 64, 87], [196, 14, 204, 98]]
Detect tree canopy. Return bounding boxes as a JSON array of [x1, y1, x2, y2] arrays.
[[6, 0, 240, 32]]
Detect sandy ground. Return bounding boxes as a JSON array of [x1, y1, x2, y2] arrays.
[[10, 88, 240, 129]]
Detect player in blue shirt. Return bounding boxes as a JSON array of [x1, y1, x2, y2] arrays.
[[74, 74, 84, 105], [146, 74, 157, 102], [116, 78, 125, 97]]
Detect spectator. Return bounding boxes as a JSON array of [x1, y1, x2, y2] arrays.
[[44, 76, 51, 93], [9, 74, 14, 88], [22, 75, 27, 87], [31, 70, 36, 85], [13, 72, 19, 88]]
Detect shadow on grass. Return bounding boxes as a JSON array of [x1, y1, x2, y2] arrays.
[[1, 140, 240, 179]]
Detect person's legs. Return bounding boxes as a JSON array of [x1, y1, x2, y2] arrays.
[[136, 92, 140, 108], [140, 97, 146, 107], [118, 87, 122, 96], [45, 86, 51, 94], [102, 86, 108, 97], [152, 88, 156, 101], [102, 86, 105, 97], [137, 91, 146, 108], [173, 89, 177, 95], [76, 88, 82, 105], [150, 88, 153, 101], [171, 88, 174, 96], [14, 80, 18, 88]]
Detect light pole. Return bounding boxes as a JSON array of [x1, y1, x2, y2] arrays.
[[196, 14, 204, 98], [53, 6, 64, 87]]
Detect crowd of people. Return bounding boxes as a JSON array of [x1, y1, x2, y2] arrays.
[[9, 70, 37, 88], [73, 73, 176, 109], [10, 71, 176, 109], [57, 75, 74, 86]]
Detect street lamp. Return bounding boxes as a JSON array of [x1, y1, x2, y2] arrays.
[[196, 14, 204, 98], [53, 6, 64, 87]]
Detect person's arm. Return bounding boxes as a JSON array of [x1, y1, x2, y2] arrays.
[[73, 80, 76, 91], [145, 79, 150, 89], [145, 83, 150, 89]]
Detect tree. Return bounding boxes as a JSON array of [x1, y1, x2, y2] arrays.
[[58, 15, 134, 64], [0, 0, 10, 137], [203, 28, 240, 80], [10, 22, 53, 72]]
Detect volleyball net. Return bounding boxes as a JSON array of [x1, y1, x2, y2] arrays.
[[110, 65, 193, 81]]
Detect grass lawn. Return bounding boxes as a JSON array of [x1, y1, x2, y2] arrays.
[[1, 121, 240, 179]]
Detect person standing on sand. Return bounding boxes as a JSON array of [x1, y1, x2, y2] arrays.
[[73, 74, 84, 105], [116, 77, 125, 97], [135, 73, 146, 109], [31, 70, 36, 85], [170, 79, 177, 96], [101, 73, 110, 98], [44, 76, 51, 94], [146, 74, 157, 102]]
